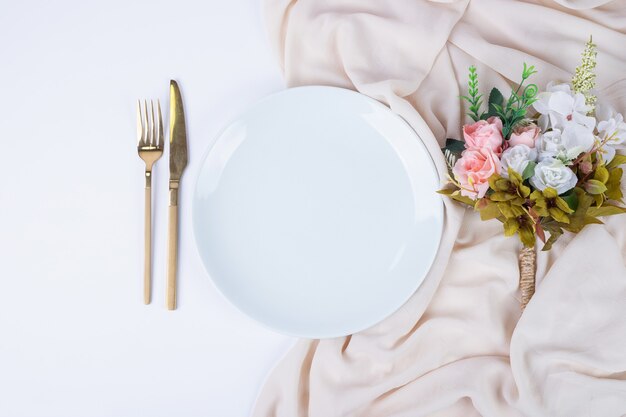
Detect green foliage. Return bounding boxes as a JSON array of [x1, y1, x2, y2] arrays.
[[565, 188, 596, 233], [440, 155, 626, 251], [491, 63, 539, 139], [443, 138, 465, 155], [560, 190, 579, 211], [484, 88, 504, 120], [606, 167, 624, 201], [588, 205, 626, 217], [437, 187, 476, 207], [522, 161, 536, 181], [530, 188, 574, 225], [607, 154, 626, 170], [476, 199, 501, 221], [540, 222, 563, 251], [460, 66, 484, 122], [441, 138, 466, 177]]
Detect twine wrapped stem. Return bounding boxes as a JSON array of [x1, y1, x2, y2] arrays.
[[519, 245, 536, 309]]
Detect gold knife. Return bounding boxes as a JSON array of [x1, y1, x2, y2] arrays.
[[166, 80, 188, 310]]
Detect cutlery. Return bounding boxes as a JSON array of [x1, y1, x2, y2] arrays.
[[166, 80, 188, 310], [137, 100, 164, 304]]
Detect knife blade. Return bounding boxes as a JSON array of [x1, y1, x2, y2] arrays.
[[169, 80, 188, 181], [166, 80, 188, 310]]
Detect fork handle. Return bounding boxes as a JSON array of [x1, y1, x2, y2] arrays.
[[144, 172, 152, 305], [166, 186, 180, 310]]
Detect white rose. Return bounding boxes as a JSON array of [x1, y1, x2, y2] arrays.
[[536, 129, 563, 160], [501, 144, 537, 178], [536, 125, 594, 162], [529, 158, 578, 195]]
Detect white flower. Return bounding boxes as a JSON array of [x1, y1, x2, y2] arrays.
[[536, 129, 563, 160], [590, 102, 626, 164], [530, 158, 578, 194], [561, 124, 595, 158], [598, 143, 616, 164], [501, 144, 537, 178], [595, 102, 626, 146], [533, 82, 595, 131], [536, 124, 594, 162]]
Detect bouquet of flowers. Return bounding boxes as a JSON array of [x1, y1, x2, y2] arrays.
[[439, 37, 626, 308]]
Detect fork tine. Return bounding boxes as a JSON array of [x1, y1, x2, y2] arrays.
[[143, 100, 150, 146], [157, 100, 163, 148], [141, 100, 147, 145], [136, 100, 143, 145], [150, 100, 156, 146]]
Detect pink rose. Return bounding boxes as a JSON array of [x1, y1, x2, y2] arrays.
[[509, 124, 540, 148], [453, 147, 502, 199], [463, 116, 504, 155]]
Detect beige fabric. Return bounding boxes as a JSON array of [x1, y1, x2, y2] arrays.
[[253, 1, 626, 416]]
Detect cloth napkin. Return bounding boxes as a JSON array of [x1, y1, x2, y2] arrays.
[[253, 1, 626, 416]]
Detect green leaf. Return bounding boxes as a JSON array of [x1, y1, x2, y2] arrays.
[[543, 188, 558, 199], [462, 65, 485, 121], [503, 219, 520, 236], [587, 205, 626, 217], [584, 179, 608, 195], [594, 193, 605, 207], [477, 199, 501, 221], [549, 208, 570, 223], [497, 202, 515, 219], [497, 202, 525, 219], [450, 191, 477, 207], [490, 192, 517, 202], [606, 167, 624, 201], [594, 165, 609, 183], [564, 187, 594, 233], [507, 168, 522, 184], [555, 196, 575, 214], [522, 62, 537, 78], [519, 226, 536, 248], [541, 226, 563, 251], [584, 215, 604, 226], [486, 88, 504, 117], [522, 161, 536, 180], [437, 187, 457, 196], [488, 87, 504, 107], [490, 176, 510, 191], [443, 138, 466, 156], [607, 154, 626, 170], [560, 190, 579, 211]]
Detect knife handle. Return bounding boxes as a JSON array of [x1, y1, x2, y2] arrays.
[[166, 186, 179, 310]]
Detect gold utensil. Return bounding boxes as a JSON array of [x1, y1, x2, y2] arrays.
[[137, 99, 164, 305], [166, 80, 188, 310]]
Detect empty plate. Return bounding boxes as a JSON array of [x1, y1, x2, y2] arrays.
[[193, 86, 442, 338]]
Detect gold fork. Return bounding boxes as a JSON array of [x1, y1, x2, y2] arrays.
[[137, 100, 163, 305]]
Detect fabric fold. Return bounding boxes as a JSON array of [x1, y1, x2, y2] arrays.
[[255, 1, 626, 416]]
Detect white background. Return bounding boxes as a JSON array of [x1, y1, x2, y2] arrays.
[[0, 1, 295, 416]]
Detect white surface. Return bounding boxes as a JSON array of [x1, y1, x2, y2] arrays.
[[194, 86, 442, 338], [0, 1, 294, 417]]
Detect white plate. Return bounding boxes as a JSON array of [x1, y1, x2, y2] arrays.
[[193, 86, 442, 338]]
